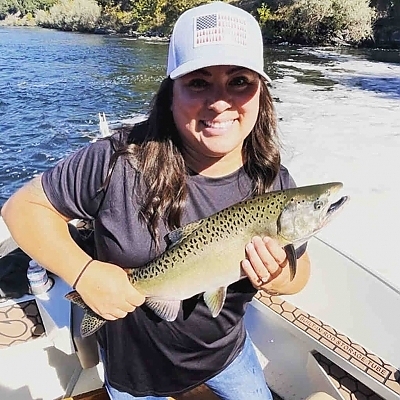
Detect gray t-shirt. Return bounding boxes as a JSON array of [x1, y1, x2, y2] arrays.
[[42, 129, 302, 396]]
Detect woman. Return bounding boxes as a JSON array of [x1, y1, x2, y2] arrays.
[[1, 2, 310, 399]]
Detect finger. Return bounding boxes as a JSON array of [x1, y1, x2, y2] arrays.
[[101, 313, 118, 321], [125, 287, 145, 308], [95, 306, 128, 320], [108, 309, 128, 319], [248, 237, 279, 277], [241, 258, 266, 288], [263, 237, 288, 268], [118, 301, 137, 313], [244, 240, 270, 283]]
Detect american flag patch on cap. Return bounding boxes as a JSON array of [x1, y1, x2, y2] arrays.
[[194, 12, 247, 47]]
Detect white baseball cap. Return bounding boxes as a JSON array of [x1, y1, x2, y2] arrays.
[[167, 1, 271, 82]]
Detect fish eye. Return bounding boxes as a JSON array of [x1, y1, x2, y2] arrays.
[[314, 200, 324, 210]]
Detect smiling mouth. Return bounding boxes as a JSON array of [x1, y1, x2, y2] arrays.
[[201, 120, 235, 129]]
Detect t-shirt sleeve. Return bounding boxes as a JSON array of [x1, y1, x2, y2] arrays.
[[274, 165, 307, 259], [41, 138, 114, 220]]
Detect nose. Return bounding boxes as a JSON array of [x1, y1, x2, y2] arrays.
[[207, 85, 232, 113]]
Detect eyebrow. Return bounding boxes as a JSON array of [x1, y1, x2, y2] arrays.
[[190, 66, 248, 76]]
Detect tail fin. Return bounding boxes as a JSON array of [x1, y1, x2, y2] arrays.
[[65, 291, 106, 337], [65, 290, 87, 308]]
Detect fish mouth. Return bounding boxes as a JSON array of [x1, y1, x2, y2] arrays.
[[327, 195, 349, 215], [322, 195, 349, 227]]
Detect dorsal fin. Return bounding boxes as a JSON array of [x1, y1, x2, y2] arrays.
[[164, 220, 205, 249]]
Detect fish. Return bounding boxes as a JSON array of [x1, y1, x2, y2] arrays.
[[66, 182, 349, 337]]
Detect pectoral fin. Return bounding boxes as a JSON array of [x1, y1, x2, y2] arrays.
[[203, 287, 227, 318], [145, 298, 181, 321], [284, 244, 297, 281]]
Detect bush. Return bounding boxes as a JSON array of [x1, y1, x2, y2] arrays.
[[162, 0, 210, 31], [97, 5, 137, 32], [273, 0, 375, 44], [100, 0, 209, 34], [257, 2, 273, 27], [256, 2, 276, 40], [35, 0, 101, 31], [0, 11, 36, 25], [0, 0, 19, 20], [0, 0, 58, 19]]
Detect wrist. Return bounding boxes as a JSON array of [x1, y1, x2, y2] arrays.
[[72, 259, 95, 290]]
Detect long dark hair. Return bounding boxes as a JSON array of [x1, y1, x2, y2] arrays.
[[107, 77, 280, 246]]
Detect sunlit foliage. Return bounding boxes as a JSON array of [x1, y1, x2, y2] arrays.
[[0, 0, 398, 46], [265, 0, 376, 44], [98, 0, 210, 34], [35, 0, 101, 31], [0, 0, 57, 19]]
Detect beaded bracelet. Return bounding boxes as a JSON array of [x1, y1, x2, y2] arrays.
[[72, 259, 95, 289]]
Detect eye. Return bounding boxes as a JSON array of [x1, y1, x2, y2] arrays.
[[229, 70, 259, 88], [187, 78, 209, 90], [230, 76, 249, 86], [314, 200, 324, 210]]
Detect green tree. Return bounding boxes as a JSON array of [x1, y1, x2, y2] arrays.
[[273, 0, 375, 44], [163, 0, 210, 30]]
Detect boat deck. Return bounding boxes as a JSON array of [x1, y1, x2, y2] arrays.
[[65, 382, 282, 400], [65, 385, 220, 400], [1, 296, 387, 400]]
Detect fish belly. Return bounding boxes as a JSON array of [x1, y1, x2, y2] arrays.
[[133, 234, 247, 301]]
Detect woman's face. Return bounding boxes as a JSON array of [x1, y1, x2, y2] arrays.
[[171, 65, 261, 174]]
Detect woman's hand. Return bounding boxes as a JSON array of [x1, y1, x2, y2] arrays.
[[241, 236, 289, 287], [241, 236, 311, 295], [74, 260, 145, 320]]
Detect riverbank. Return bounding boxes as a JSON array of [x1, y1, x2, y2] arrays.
[[1, 0, 399, 49], [2, 21, 398, 51]]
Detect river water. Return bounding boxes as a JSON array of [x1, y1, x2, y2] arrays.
[[1, 26, 400, 288]]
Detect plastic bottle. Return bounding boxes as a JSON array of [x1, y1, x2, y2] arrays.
[[27, 260, 53, 295]]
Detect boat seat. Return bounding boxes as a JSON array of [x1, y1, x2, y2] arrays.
[[306, 392, 336, 400]]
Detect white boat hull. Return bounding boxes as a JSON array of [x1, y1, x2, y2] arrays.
[[0, 217, 399, 399]]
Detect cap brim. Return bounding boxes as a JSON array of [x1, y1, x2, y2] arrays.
[[169, 57, 272, 83]]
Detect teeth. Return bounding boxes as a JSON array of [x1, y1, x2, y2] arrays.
[[202, 120, 234, 129]]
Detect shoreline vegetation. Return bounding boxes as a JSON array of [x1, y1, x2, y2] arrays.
[[0, 0, 399, 48]]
